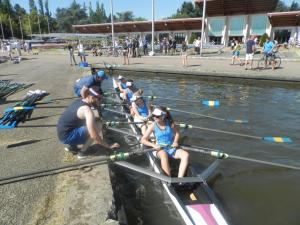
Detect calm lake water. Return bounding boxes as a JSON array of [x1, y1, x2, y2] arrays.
[[102, 72, 300, 225]]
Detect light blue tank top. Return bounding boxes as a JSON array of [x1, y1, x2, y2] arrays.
[[120, 82, 127, 89], [136, 101, 148, 117], [154, 120, 174, 146]]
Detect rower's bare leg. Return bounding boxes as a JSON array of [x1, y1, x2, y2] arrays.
[[157, 150, 171, 176], [174, 149, 189, 178], [141, 125, 147, 135]]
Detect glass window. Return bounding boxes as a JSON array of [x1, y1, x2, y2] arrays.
[[251, 15, 267, 35], [229, 16, 245, 36], [208, 18, 225, 37]]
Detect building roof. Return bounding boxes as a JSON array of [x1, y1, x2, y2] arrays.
[[195, 0, 278, 16], [268, 11, 300, 27], [73, 18, 203, 34]]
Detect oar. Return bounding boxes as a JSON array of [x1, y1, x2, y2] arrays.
[[0, 147, 154, 185], [151, 104, 248, 123], [181, 145, 300, 171], [3, 106, 35, 113], [178, 123, 292, 143], [146, 95, 220, 107], [100, 103, 127, 107], [105, 121, 146, 126], [105, 127, 300, 171], [103, 108, 128, 116]]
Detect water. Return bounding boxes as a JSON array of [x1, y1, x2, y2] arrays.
[[102, 72, 300, 225]]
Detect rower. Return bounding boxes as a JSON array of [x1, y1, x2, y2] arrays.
[[131, 95, 151, 135], [140, 107, 189, 178], [116, 75, 127, 93], [74, 70, 108, 98], [120, 79, 143, 102], [57, 87, 120, 159]]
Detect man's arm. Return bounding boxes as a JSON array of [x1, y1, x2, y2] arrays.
[[80, 86, 88, 98], [84, 107, 115, 149]]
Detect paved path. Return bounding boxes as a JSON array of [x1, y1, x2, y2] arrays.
[[0, 54, 117, 225]]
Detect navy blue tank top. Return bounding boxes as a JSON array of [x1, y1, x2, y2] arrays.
[[57, 99, 89, 141]]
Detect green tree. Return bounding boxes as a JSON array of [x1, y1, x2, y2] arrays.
[[56, 0, 88, 32], [38, 0, 44, 15], [116, 11, 134, 22], [169, 1, 202, 19], [44, 0, 51, 17], [1, 0, 13, 14], [14, 4, 26, 16], [29, 0, 37, 13], [93, 1, 107, 23], [275, 0, 288, 12], [289, 0, 300, 11]]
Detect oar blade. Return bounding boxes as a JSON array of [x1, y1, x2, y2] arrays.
[[226, 118, 249, 123], [202, 100, 219, 107], [263, 137, 292, 143]]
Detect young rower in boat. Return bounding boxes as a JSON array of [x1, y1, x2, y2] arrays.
[[116, 75, 127, 93], [140, 107, 189, 178], [131, 95, 151, 135], [120, 79, 143, 102]]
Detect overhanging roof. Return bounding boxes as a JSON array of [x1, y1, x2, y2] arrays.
[[268, 11, 300, 27], [195, 0, 278, 16], [73, 18, 202, 34]]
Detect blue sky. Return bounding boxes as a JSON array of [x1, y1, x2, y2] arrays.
[[9, 0, 300, 20], [10, 0, 193, 20]]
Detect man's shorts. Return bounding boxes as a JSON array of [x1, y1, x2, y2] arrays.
[[62, 126, 88, 145], [245, 53, 254, 60]]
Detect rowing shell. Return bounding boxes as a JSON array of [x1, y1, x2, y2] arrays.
[[112, 78, 230, 225]]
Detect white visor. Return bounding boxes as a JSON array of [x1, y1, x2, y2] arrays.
[[118, 75, 123, 80], [131, 95, 142, 102], [126, 81, 133, 87], [152, 108, 165, 116]]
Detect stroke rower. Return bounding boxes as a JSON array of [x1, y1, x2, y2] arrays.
[[74, 70, 108, 98], [140, 107, 189, 177], [57, 87, 120, 159], [131, 95, 151, 135]]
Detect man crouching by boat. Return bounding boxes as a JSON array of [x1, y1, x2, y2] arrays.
[[140, 107, 189, 177], [57, 87, 120, 159], [131, 95, 151, 135]]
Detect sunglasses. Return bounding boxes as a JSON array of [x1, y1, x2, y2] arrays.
[[153, 115, 162, 118]]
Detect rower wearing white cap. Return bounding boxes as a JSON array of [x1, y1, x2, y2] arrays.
[[116, 75, 127, 93], [119, 79, 142, 102], [140, 107, 189, 178], [131, 95, 151, 134]]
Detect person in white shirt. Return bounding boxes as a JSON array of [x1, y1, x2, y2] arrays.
[[6, 43, 12, 60], [77, 41, 86, 62], [194, 37, 201, 54]]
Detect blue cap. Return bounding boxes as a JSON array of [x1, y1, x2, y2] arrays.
[[97, 70, 108, 79]]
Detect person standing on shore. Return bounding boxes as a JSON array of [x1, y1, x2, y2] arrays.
[[67, 41, 77, 66], [245, 36, 256, 70], [122, 40, 129, 65], [77, 40, 86, 63], [181, 41, 188, 67]]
